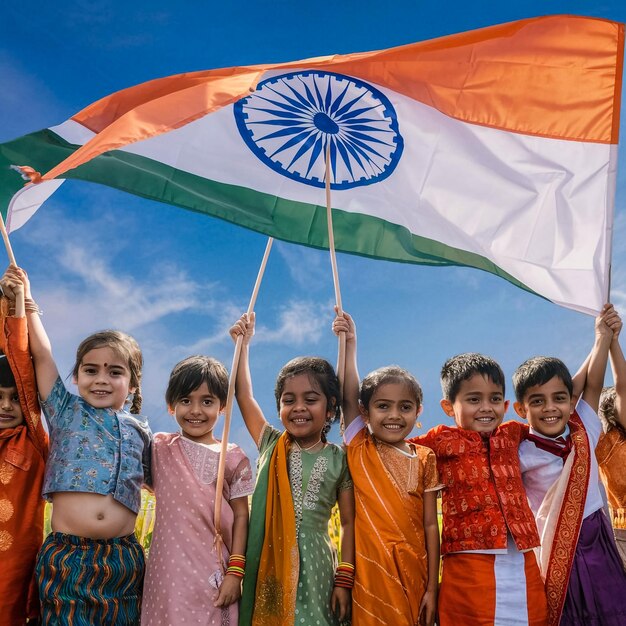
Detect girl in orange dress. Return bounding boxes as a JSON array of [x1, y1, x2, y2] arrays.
[[596, 323, 626, 566], [334, 311, 441, 626]]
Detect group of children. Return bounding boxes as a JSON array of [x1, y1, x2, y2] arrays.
[[1, 261, 626, 626]]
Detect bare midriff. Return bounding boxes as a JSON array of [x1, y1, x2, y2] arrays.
[[51, 492, 137, 539]]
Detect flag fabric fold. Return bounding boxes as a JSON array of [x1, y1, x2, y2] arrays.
[[0, 14, 622, 315]]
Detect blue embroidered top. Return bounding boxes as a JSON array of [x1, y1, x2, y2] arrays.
[[41, 376, 152, 513]]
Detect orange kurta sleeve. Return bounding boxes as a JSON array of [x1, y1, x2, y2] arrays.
[[0, 299, 48, 625]]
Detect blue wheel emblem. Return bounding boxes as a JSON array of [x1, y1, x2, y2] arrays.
[[234, 71, 403, 190]]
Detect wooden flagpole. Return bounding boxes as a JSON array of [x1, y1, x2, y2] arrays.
[[213, 236, 273, 560], [0, 213, 17, 266], [325, 141, 346, 415]]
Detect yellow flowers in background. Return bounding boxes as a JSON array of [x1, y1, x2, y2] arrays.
[[135, 490, 156, 552]]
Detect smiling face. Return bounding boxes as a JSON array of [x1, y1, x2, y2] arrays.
[[441, 374, 508, 435], [170, 381, 222, 444], [362, 382, 421, 448], [279, 373, 332, 448], [0, 385, 23, 429], [75, 346, 135, 411], [514, 376, 574, 437]]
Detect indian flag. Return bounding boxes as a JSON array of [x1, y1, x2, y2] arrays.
[[0, 15, 622, 315]]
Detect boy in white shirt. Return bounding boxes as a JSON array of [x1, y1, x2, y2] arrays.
[[515, 304, 626, 626]]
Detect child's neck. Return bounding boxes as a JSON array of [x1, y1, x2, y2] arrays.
[[181, 431, 218, 445], [383, 439, 414, 455], [292, 436, 324, 453]]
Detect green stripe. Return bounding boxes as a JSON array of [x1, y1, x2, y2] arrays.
[[0, 129, 536, 295]]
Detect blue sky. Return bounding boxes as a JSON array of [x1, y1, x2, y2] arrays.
[[1, 1, 626, 460]]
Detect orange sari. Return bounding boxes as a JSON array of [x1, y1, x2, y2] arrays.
[[347, 423, 439, 625], [250, 431, 299, 626]]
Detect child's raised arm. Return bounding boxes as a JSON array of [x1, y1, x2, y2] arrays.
[[229, 313, 268, 444], [332, 309, 359, 429], [0, 266, 58, 400], [609, 316, 626, 430], [581, 304, 620, 413]]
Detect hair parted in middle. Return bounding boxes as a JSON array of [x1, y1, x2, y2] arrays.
[[440, 352, 506, 402], [72, 330, 143, 414], [360, 365, 423, 410], [512, 356, 573, 403], [165, 355, 229, 408], [274, 356, 341, 441]]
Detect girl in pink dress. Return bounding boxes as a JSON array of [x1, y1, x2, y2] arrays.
[[141, 356, 254, 626]]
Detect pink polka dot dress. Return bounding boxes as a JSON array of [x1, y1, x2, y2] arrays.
[[141, 433, 253, 625]]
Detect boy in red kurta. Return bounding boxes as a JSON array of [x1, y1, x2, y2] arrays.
[[0, 286, 48, 625], [411, 353, 547, 626]]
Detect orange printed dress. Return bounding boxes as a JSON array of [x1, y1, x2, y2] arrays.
[[344, 416, 441, 625], [0, 302, 48, 626], [596, 426, 626, 565], [596, 427, 626, 515]]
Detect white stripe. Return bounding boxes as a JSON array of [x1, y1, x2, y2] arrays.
[[6, 180, 65, 233], [53, 75, 612, 315], [493, 543, 529, 626], [50, 120, 96, 145]]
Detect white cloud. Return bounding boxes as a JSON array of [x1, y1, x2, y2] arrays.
[[275, 241, 329, 290], [256, 299, 332, 345]]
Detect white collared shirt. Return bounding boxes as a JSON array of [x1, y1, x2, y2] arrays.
[[519, 397, 603, 519]]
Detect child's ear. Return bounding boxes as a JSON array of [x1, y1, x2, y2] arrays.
[[569, 398, 575, 415], [167, 405, 175, 415], [416, 404, 424, 417], [513, 401, 527, 419], [503, 399, 510, 414], [440, 398, 455, 418], [359, 401, 369, 422]]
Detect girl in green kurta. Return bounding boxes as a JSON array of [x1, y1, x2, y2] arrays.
[[230, 313, 355, 626]]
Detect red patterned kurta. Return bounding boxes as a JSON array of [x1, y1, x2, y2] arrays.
[[412, 421, 539, 554]]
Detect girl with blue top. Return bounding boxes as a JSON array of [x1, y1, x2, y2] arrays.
[[1, 265, 152, 625]]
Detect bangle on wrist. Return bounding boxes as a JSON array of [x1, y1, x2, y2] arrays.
[[226, 554, 246, 579], [334, 562, 355, 589], [24, 298, 42, 315]]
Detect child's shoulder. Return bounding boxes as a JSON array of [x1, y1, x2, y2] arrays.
[[153, 431, 179, 449], [225, 441, 251, 463], [495, 419, 528, 440], [325, 441, 347, 458], [415, 423, 458, 443], [411, 441, 437, 457]]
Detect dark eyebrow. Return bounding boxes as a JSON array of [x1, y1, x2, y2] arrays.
[[526, 393, 544, 401]]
